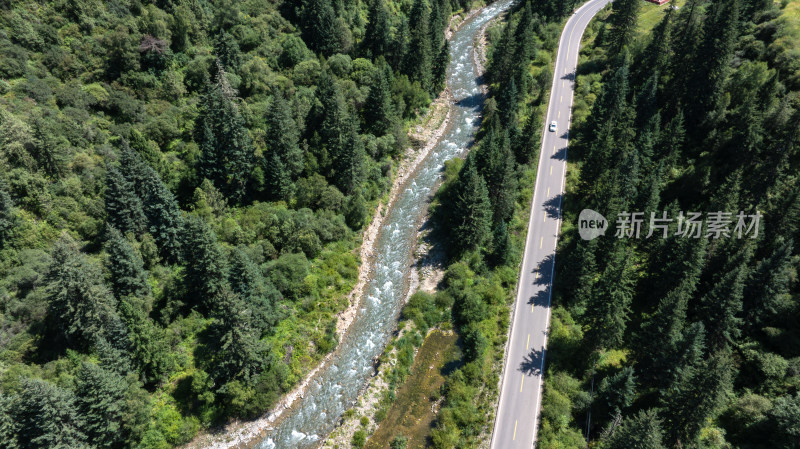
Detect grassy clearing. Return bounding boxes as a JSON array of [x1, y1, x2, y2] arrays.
[[364, 331, 460, 449], [637, 0, 685, 33]]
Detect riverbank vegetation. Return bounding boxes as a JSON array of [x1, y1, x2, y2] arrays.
[[415, 1, 579, 447], [0, 0, 480, 447], [543, 0, 800, 448]]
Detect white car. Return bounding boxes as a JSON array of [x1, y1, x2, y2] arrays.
[[549, 121, 558, 132]]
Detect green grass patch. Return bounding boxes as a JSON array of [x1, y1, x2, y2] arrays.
[[365, 331, 459, 449]]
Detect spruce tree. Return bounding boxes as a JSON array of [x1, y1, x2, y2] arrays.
[[432, 40, 450, 94], [301, 0, 341, 56], [604, 410, 666, 449], [0, 392, 15, 449], [182, 216, 228, 313], [228, 247, 279, 337], [491, 221, 513, 266], [196, 65, 254, 201], [364, 65, 396, 137], [450, 157, 492, 253], [363, 0, 391, 59], [584, 242, 634, 349], [595, 367, 636, 419], [9, 380, 88, 449], [214, 30, 242, 72], [316, 70, 349, 174], [404, 0, 433, 91], [105, 226, 150, 300], [138, 161, 184, 263], [0, 179, 14, 248], [607, 0, 641, 57], [206, 289, 266, 384], [333, 119, 366, 195], [118, 297, 173, 385], [104, 165, 146, 236], [75, 362, 128, 449], [265, 93, 303, 179], [46, 233, 119, 350], [744, 237, 794, 330]]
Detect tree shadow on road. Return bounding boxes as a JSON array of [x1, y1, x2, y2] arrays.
[[519, 348, 545, 376]]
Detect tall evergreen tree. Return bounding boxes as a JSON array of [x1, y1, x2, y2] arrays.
[[363, 0, 391, 59], [105, 226, 150, 300], [214, 30, 242, 72], [104, 165, 146, 236], [607, 0, 640, 56], [449, 157, 492, 253], [584, 242, 634, 349], [205, 289, 266, 385], [265, 93, 303, 179], [363, 65, 396, 137], [196, 65, 254, 201], [404, 0, 433, 91], [0, 179, 14, 248], [182, 216, 228, 313], [45, 233, 120, 350], [744, 237, 795, 330], [75, 362, 128, 449], [432, 40, 450, 94], [603, 410, 666, 449], [228, 247, 279, 337], [301, 0, 341, 56], [8, 380, 88, 449]]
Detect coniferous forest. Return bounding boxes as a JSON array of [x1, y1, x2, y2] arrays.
[[541, 0, 800, 448], [0, 0, 476, 447]]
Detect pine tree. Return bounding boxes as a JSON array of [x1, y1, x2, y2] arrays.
[[264, 151, 294, 200], [660, 350, 733, 446], [595, 367, 636, 419], [744, 237, 794, 330], [391, 18, 410, 71], [182, 216, 228, 313], [584, 242, 634, 349], [345, 191, 368, 230], [46, 233, 119, 350], [698, 247, 750, 350], [9, 379, 88, 449], [364, 66, 396, 137], [432, 40, 449, 94], [118, 297, 173, 385], [491, 221, 513, 266], [404, 0, 433, 91], [604, 410, 666, 449], [138, 160, 184, 263], [301, 0, 341, 56], [363, 0, 391, 59], [316, 70, 348, 174], [206, 289, 266, 384], [333, 119, 366, 195], [0, 179, 14, 248], [686, 0, 740, 131], [105, 226, 150, 300], [0, 392, 15, 449], [196, 65, 254, 201], [75, 362, 128, 449], [266, 93, 303, 179], [607, 0, 641, 57], [450, 157, 492, 253], [104, 165, 146, 236], [214, 30, 242, 72], [228, 247, 279, 337]]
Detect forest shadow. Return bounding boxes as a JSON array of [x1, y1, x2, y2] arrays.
[[543, 193, 564, 219], [551, 145, 568, 161]]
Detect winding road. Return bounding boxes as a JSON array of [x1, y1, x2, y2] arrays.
[[490, 0, 612, 447]]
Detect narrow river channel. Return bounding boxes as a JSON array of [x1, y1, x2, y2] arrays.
[[258, 2, 514, 447]]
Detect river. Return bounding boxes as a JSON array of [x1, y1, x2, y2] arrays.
[[256, 1, 514, 447]]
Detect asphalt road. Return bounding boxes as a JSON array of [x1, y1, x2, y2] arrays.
[[489, 0, 612, 447]]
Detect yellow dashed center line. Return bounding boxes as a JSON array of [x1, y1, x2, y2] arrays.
[[540, 237, 544, 249], [550, 165, 553, 175], [513, 420, 518, 440], [547, 187, 550, 197], [527, 334, 530, 349], [520, 376, 525, 392]]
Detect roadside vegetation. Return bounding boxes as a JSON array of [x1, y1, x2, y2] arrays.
[[0, 0, 482, 447], [543, 0, 800, 448]]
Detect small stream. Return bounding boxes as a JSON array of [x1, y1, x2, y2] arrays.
[[257, 2, 514, 447]]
